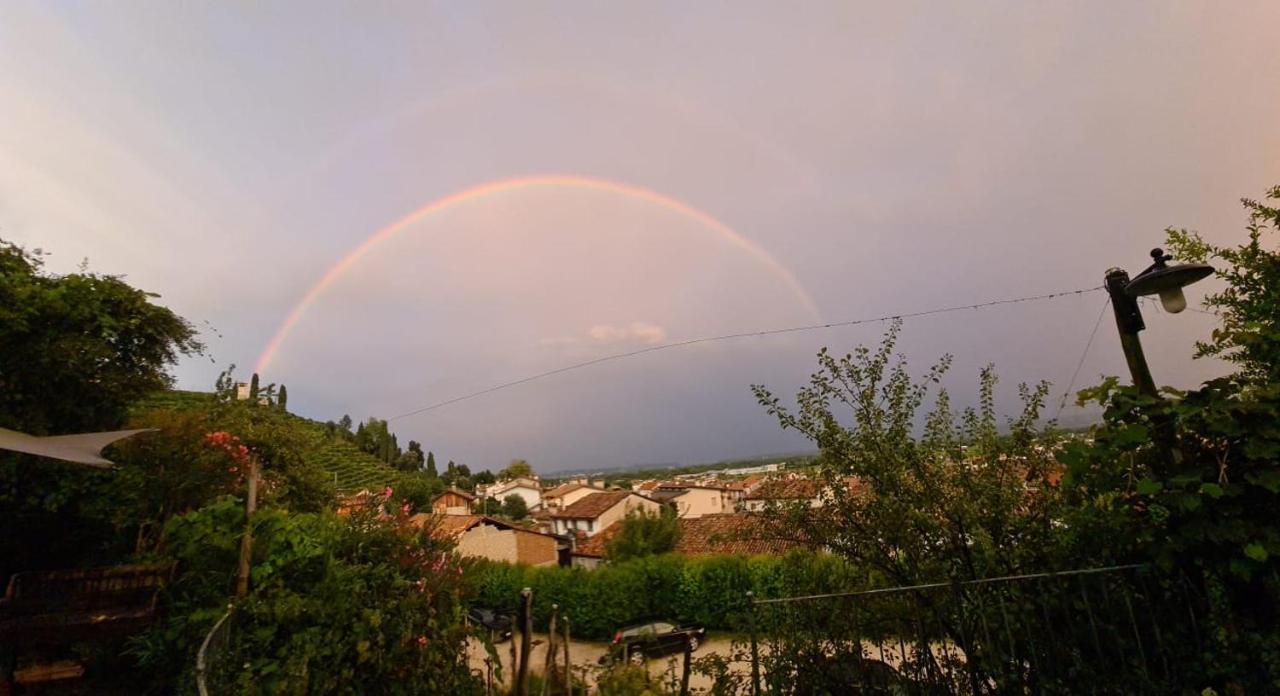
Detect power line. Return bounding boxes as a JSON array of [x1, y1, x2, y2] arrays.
[[388, 285, 1104, 422], [1055, 296, 1111, 420]]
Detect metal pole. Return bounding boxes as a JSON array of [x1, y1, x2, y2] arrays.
[[748, 591, 761, 696], [1104, 268, 1158, 397]]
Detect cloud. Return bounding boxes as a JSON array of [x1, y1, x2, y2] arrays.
[[588, 322, 667, 345], [540, 322, 668, 348]]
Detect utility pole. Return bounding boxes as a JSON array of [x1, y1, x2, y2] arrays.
[[1104, 267, 1159, 397]]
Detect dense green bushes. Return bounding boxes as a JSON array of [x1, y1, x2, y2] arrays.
[[129, 496, 481, 694], [466, 552, 871, 641]]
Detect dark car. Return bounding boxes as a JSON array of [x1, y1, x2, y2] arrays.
[[598, 620, 706, 664], [466, 606, 513, 642]]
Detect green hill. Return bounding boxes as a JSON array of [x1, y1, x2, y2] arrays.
[[133, 390, 402, 493]]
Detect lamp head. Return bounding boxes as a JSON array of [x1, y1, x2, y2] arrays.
[[1125, 248, 1213, 314]]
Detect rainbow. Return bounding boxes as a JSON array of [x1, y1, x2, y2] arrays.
[[254, 174, 819, 374]]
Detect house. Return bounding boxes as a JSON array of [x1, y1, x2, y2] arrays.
[[573, 513, 801, 561], [542, 482, 606, 511], [651, 483, 737, 518], [633, 480, 663, 498], [482, 477, 543, 512], [431, 487, 476, 515], [549, 490, 663, 537], [413, 514, 564, 567], [740, 477, 824, 512]]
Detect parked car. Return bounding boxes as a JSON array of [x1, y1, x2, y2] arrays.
[[466, 606, 513, 642], [598, 620, 706, 664]]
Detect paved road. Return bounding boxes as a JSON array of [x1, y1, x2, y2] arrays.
[[467, 632, 753, 692]]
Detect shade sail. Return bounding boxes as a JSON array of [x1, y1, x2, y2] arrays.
[[0, 428, 155, 468]]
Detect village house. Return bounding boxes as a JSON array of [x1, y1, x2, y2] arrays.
[[650, 482, 737, 518], [481, 477, 543, 512], [541, 482, 606, 511], [431, 487, 476, 515], [739, 477, 825, 512], [574, 512, 801, 561], [549, 490, 663, 537], [413, 514, 565, 567]]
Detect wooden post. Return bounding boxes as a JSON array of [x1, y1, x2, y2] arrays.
[[562, 616, 572, 696], [515, 588, 533, 696], [235, 457, 259, 597], [541, 604, 558, 696], [509, 620, 518, 691], [680, 635, 692, 696], [748, 591, 761, 696]]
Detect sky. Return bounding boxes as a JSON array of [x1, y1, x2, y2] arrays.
[[2, 2, 1278, 473]]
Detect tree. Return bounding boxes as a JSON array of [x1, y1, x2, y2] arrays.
[[472, 469, 495, 486], [397, 440, 425, 473], [338, 414, 353, 433], [1165, 185, 1280, 384], [501, 458, 534, 479], [605, 507, 681, 561], [425, 451, 438, 478], [0, 238, 202, 434], [500, 493, 529, 520], [248, 373, 260, 403], [751, 320, 1062, 586], [277, 384, 288, 411]]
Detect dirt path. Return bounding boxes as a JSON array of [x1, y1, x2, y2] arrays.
[[466, 632, 753, 692]]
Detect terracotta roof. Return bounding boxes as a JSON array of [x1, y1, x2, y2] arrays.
[[552, 490, 631, 519], [573, 525, 619, 557], [657, 482, 732, 491], [410, 514, 561, 540], [675, 514, 801, 556], [574, 513, 800, 558], [544, 482, 586, 498], [432, 487, 477, 503], [636, 480, 662, 492], [744, 478, 820, 501]]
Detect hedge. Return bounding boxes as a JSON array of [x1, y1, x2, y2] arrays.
[[464, 551, 872, 641]]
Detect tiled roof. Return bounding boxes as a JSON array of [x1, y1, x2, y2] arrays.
[[543, 482, 586, 498], [552, 490, 630, 519], [410, 513, 561, 540], [574, 513, 801, 558], [744, 477, 820, 501], [432, 486, 476, 502], [636, 480, 662, 492], [676, 514, 801, 556]]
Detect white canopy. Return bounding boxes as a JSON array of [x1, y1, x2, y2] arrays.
[[0, 428, 155, 468]]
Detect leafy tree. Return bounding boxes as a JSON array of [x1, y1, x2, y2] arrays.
[[425, 450, 438, 478], [605, 507, 681, 561], [501, 458, 534, 479], [277, 384, 288, 411], [248, 373, 260, 403], [338, 414, 353, 433], [751, 320, 1063, 586], [0, 239, 203, 578], [472, 469, 495, 486], [1165, 185, 1280, 384], [500, 493, 529, 520], [0, 238, 202, 434], [397, 440, 425, 472], [1058, 193, 1280, 689]]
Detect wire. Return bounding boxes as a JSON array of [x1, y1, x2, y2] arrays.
[[1054, 296, 1111, 420], [388, 285, 1105, 422]]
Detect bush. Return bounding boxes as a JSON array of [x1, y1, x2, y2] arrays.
[[131, 495, 481, 694], [465, 551, 868, 641]]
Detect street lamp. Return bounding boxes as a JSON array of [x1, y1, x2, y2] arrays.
[[1104, 248, 1214, 396]]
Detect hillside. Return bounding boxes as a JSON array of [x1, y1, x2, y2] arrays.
[[133, 390, 402, 493]]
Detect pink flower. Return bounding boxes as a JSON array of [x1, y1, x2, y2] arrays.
[[382, 486, 394, 499], [416, 636, 428, 646]]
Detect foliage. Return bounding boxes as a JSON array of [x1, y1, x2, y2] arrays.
[[466, 551, 866, 641], [605, 507, 682, 562], [1165, 185, 1280, 384], [1049, 189, 1280, 690], [751, 320, 1065, 586], [499, 458, 534, 479], [278, 384, 288, 411], [500, 493, 529, 520], [425, 451, 438, 478], [0, 238, 204, 435], [130, 495, 481, 694]]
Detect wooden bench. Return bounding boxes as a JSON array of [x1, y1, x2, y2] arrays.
[[0, 563, 174, 646]]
